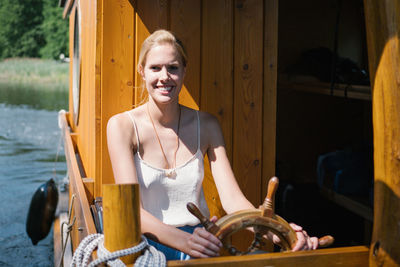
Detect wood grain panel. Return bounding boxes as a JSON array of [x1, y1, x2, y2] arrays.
[[101, 0, 135, 192], [82, 177, 94, 205], [200, 0, 233, 219], [201, 0, 234, 160], [262, 0, 278, 199], [103, 184, 141, 264], [233, 0, 263, 210], [134, 0, 168, 105], [363, 0, 400, 266], [170, 0, 201, 110], [232, 0, 264, 250], [76, 0, 91, 182], [134, 11, 150, 106], [86, 0, 97, 188], [94, 0, 102, 198], [136, 0, 168, 34]]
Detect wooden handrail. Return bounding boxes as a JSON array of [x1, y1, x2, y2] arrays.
[[168, 246, 369, 267]]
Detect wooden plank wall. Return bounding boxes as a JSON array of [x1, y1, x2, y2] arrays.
[[100, 0, 135, 197], [201, 1, 234, 218]]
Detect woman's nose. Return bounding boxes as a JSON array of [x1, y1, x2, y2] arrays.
[[159, 67, 169, 81]]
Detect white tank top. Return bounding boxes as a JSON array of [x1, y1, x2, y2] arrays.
[[126, 110, 210, 226]]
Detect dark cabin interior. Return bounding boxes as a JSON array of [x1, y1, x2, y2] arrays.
[[275, 0, 373, 248]]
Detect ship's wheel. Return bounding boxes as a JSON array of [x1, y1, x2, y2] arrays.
[[187, 177, 333, 255]]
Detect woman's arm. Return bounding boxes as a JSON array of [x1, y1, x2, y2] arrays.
[[107, 113, 222, 257], [107, 114, 137, 184], [203, 113, 318, 251], [141, 209, 222, 257], [204, 114, 254, 213]]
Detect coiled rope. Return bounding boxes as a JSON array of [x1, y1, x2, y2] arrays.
[[71, 234, 166, 267]]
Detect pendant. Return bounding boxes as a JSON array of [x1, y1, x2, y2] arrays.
[[165, 169, 176, 178]]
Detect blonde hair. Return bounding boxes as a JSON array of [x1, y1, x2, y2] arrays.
[[136, 29, 187, 106], [138, 30, 187, 70]]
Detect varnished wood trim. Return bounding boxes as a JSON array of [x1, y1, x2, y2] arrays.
[[168, 246, 369, 267], [103, 184, 141, 264], [82, 177, 95, 205], [62, 0, 74, 19], [60, 112, 96, 250], [364, 0, 400, 265], [262, 0, 278, 201]]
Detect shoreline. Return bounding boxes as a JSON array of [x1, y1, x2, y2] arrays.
[[0, 58, 69, 111], [0, 58, 69, 91]]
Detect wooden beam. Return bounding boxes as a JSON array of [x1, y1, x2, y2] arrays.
[[262, 0, 278, 201], [103, 184, 141, 264], [232, 0, 264, 251], [200, 0, 233, 220], [62, 0, 74, 19], [60, 112, 96, 250], [170, 0, 201, 110], [101, 0, 135, 191], [168, 246, 369, 267], [82, 177, 95, 205], [363, 0, 400, 266]]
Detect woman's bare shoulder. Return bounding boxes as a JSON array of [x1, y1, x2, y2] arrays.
[[195, 110, 225, 150], [108, 111, 129, 130], [107, 106, 146, 141], [180, 107, 219, 129], [198, 110, 221, 131], [108, 106, 145, 128]]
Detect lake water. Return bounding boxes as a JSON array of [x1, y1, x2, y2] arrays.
[[0, 89, 67, 266]]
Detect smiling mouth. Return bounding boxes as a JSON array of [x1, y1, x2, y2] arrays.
[[157, 86, 173, 92]]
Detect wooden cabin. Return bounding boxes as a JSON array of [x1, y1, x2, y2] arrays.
[[56, 0, 400, 266]]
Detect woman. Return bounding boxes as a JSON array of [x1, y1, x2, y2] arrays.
[[107, 29, 318, 260]]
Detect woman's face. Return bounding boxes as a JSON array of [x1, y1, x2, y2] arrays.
[[141, 44, 186, 105]]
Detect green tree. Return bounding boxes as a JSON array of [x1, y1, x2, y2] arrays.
[[0, 0, 45, 59], [40, 0, 69, 59]]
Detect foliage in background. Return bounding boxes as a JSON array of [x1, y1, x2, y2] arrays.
[[0, 0, 68, 60], [0, 0, 44, 58], [40, 0, 69, 59]]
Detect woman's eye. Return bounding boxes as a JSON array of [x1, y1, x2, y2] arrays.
[[168, 65, 178, 71], [150, 66, 160, 70]]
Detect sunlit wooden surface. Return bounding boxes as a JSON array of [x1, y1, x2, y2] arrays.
[[103, 184, 141, 264], [364, 0, 400, 266]]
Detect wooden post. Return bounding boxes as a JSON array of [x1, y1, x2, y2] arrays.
[[363, 0, 400, 266], [103, 184, 141, 264]]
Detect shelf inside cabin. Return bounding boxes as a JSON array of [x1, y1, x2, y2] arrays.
[[278, 74, 371, 101], [319, 186, 373, 222]]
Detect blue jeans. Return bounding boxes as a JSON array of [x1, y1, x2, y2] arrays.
[[147, 224, 201, 261]]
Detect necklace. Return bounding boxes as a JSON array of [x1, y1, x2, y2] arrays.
[[146, 103, 181, 178]]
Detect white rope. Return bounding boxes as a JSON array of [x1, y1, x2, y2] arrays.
[[70, 234, 166, 267]]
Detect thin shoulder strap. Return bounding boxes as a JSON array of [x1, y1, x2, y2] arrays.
[[126, 111, 140, 150], [196, 111, 200, 150]]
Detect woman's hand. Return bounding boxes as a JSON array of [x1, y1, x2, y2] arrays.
[[289, 223, 319, 251], [269, 223, 318, 251], [185, 228, 222, 258], [185, 216, 222, 258]]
